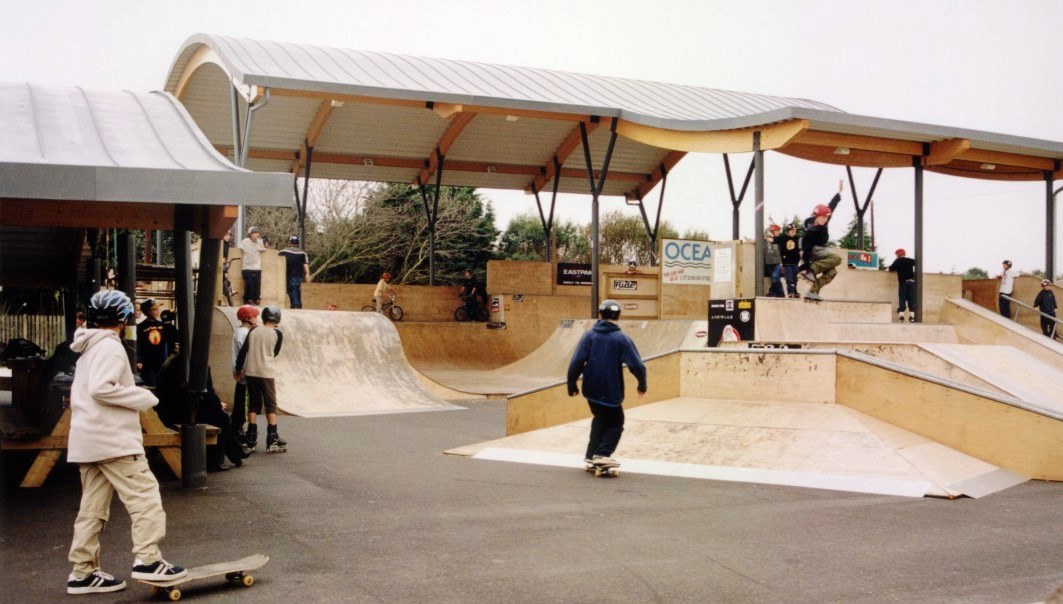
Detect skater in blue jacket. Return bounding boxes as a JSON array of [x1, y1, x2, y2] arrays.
[[567, 300, 647, 469]]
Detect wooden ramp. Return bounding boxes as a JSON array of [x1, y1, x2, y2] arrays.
[[209, 309, 463, 417], [448, 396, 1026, 498], [421, 320, 700, 397]]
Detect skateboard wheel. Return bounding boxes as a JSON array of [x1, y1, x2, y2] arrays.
[[168, 587, 182, 601], [594, 468, 602, 477], [242, 574, 255, 587]]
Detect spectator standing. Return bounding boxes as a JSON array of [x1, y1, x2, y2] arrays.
[[764, 224, 784, 297], [888, 248, 917, 322], [1033, 279, 1058, 338], [135, 299, 177, 388], [998, 260, 1018, 318], [776, 223, 802, 298], [234, 305, 286, 453], [231, 305, 258, 448], [239, 226, 266, 305], [278, 236, 310, 309]]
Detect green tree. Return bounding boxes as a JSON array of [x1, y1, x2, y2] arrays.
[[962, 267, 989, 279], [495, 213, 589, 262], [836, 214, 873, 251]]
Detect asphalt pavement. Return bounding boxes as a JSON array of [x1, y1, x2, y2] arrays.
[[2, 400, 1061, 603]]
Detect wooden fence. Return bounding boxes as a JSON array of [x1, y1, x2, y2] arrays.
[[0, 314, 65, 355]]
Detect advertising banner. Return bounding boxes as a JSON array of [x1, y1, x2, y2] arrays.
[[660, 239, 713, 284], [707, 298, 755, 346], [556, 262, 593, 286], [847, 250, 879, 270]]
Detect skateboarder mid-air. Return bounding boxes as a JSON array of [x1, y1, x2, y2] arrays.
[[234, 305, 287, 453], [66, 290, 186, 595], [567, 300, 647, 473], [798, 180, 844, 301]]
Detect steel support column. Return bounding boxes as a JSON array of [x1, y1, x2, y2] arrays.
[[723, 154, 755, 240], [634, 164, 668, 266], [299, 144, 313, 249], [580, 120, 618, 317], [752, 133, 765, 297], [417, 149, 445, 286], [532, 156, 562, 262], [845, 166, 883, 251], [913, 156, 925, 323], [1046, 172, 1059, 281], [116, 231, 137, 369], [233, 87, 270, 243]]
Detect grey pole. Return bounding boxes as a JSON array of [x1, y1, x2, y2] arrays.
[[230, 85, 244, 241], [1046, 173, 1058, 281], [753, 132, 764, 297], [913, 156, 925, 323]]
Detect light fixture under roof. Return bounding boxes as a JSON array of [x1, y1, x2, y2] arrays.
[[980, 163, 996, 170], [833, 147, 851, 156]]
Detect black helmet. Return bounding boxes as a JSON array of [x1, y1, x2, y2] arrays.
[[598, 299, 621, 320], [87, 290, 135, 326], [261, 305, 282, 324], [288, 235, 299, 245]]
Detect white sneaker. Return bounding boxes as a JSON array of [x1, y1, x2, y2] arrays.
[[131, 558, 187, 581]]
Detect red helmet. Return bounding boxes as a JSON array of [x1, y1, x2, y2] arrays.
[[768, 224, 781, 233], [382, 272, 392, 280], [236, 305, 259, 322], [812, 204, 832, 218], [895, 248, 906, 257]]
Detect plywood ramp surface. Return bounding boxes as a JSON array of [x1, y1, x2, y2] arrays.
[[448, 397, 1025, 498], [210, 308, 460, 417], [919, 344, 1063, 417], [423, 320, 699, 396]]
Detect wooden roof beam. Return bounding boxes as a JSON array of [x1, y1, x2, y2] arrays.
[[527, 118, 603, 194], [628, 151, 687, 200], [291, 99, 344, 174], [415, 111, 477, 185]]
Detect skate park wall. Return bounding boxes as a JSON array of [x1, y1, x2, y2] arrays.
[[223, 248, 286, 307], [300, 282, 464, 321], [962, 275, 1059, 334]]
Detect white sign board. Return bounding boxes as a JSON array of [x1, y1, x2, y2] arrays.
[[660, 239, 713, 285]]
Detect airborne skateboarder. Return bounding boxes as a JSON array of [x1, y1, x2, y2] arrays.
[[798, 180, 844, 302], [566, 299, 647, 475]]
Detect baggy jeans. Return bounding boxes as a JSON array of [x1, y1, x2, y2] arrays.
[[585, 401, 625, 459], [69, 455, 166, 576], [808, 250, 842, 294]]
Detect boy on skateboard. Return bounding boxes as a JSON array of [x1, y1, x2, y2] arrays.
[[66, 290, 186, 595], [234, 305, 286, 453], [798, 180, 844, 301], [566, 299, 647, 472]]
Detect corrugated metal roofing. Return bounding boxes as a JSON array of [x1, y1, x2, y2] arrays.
[[0, 81, 292, 205], [167, 34, 842, 132]]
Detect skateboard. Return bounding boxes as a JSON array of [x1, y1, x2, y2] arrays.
[[803, 292, 824, 304], [584, 459, 620, 478], [138, 554, 268, 601]]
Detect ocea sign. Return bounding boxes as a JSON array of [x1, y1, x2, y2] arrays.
[[660, 239, 713, 284]]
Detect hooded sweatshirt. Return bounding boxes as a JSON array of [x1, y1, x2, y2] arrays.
[[67, 328, 159, 463], [567, 320, 647, 407]]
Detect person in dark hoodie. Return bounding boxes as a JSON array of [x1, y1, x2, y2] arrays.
[[797, 180, 844, 301], [566, 299, 647, 472], [1033, 279, 1058, 338]]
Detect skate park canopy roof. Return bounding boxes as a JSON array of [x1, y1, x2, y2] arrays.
[[165, 33, 1063, 199], [0, 81, 293, 286]]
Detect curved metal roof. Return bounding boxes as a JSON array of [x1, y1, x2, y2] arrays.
[[0, 81, 292, 205], [164, 34, 1062, 197]]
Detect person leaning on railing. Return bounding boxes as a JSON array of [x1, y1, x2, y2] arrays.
[[1033, 279, 1058, 338]]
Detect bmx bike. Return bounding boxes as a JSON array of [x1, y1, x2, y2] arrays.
[[362, 294, 404, 321], [454, 296, 488, 322], [221, 261, 237, 306]]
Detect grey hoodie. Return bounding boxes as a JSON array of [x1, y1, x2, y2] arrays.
[[68, 328, 158, 463]]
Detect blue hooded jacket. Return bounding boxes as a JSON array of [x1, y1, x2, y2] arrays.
[[567, 320, 647, 407]]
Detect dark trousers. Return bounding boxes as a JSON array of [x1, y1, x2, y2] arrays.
[[999, 294, 1012, 318], [242, 269, 262, 304], [898, 280, 916, 312], [286, 276, 303, 309], [781, 264, 797, 295], [766, 265, 784, 297], [585, 401, 624, 459], [232, 381, 247, 430], [1041, 314, 1057, 337]]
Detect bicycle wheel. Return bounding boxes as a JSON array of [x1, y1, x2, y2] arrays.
[[475, 306, 489, 322], [388, 305, 404, 321], [223, 280, 234, 306], [361, 305, 376, 312], [454, 306, 468, 322]]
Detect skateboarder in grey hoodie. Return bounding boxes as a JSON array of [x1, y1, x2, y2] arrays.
[[567, 299, 647, 469], [66, 290, 186, 595]]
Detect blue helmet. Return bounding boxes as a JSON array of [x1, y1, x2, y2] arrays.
[[87, 290, 135, 326]]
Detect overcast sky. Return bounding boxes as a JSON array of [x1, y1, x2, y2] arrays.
[[2, 0, 1060, 275]]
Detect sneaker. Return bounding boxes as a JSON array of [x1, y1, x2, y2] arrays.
[[909, 316, 916, 322], [591, 455, 618, 466], [797, 269, 816, 284], [67, 570, 127, 594], [131, 559, 187, 581]]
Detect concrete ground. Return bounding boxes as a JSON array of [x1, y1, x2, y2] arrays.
[[2, 401, 1061, 604]]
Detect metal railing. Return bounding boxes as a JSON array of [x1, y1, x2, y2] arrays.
[[1000, 294, 1061, 341]]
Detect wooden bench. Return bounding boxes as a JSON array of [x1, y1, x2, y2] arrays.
[[0, 406, 218, 488]]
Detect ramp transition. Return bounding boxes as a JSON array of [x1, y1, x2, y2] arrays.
[[210, 308, 461, 417]]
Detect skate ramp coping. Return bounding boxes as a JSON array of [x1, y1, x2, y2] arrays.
[[421, 319, 701, 397], [210, 308, 462, 417], [448, 396, 1028, 498]]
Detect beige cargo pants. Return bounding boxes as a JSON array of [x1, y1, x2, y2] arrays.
[[68, 455, 167, 576]]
